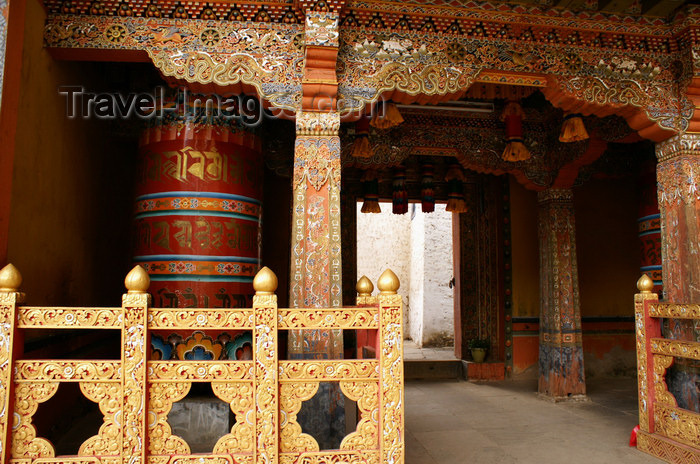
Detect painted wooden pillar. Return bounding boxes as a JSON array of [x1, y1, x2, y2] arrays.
[[288, 111, 344, 445], [656, 134, 700, 303], [537, 188, 586, 400], [654, 134, 700, 413], [290, 111, 342, 313], [288, 9, 345, 446]]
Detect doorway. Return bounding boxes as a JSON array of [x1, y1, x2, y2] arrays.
[[356, 201, 456, 356]]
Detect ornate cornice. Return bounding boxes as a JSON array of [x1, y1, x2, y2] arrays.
[[43, 2, 700, 135]]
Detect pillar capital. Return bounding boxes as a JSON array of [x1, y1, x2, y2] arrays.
[[296, 111, 341, 136], [655, 133, 700, 163]]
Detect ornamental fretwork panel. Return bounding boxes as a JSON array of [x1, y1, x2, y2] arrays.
[[634, 276, 700, 464], [0, 264, 404, 464]]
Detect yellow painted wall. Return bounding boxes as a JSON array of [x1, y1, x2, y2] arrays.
[[574, 177, 640, 317], [509, 177, 539, 318], [7, 0, 137, 305], [510, 174, 640, 319]]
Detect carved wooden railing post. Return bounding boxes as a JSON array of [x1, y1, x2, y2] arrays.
[[355, 275, 374, 306], [635, 274, 660, 435], [252, 267, 279, 464], [376, 269, 404, 464], [0, 264, 23, 462], [121, 265, 151, 463]]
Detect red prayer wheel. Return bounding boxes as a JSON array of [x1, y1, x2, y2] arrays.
[[638, 162, 662, 295], [133, 105, 263, 308]]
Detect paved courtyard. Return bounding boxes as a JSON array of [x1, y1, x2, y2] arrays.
[[405, 377, 661, 464]]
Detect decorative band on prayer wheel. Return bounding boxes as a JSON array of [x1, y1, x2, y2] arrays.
[[133, 103, 262, 309]]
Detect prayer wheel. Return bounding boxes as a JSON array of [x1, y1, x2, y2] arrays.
[[132, 100, 262, 308], [638, 163, 662, 295]]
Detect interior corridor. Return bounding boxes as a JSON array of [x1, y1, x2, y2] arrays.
[[405, 377, 660, 464]]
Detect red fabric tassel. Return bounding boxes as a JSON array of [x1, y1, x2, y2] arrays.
[[421, 163, 435, 213], [629, 425, 639, 447], [360, 170, 381, 213], [392, 167, 408, 214], [501, 101, 530, 162]]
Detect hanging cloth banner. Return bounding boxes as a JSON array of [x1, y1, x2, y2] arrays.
[[445, 164, 468, 213], [501, 101, 531, 162], [392, 166, 408, 215], [371, 101, 404, 130], [421, 163, 435, 213], [351, 116, 373, 158], [360, 170, 381, 213], [559, 113, 589, 142]]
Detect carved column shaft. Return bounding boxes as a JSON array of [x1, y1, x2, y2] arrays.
[[288, 111, 345, 446], [537, 189, 586, 400], [654, 134, 700, 413], [656, 135, 700, 303]]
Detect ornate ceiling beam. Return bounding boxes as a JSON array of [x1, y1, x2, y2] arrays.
[[43, 1, 700, 138]]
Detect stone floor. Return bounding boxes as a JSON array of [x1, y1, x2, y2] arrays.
[[405, 377, 661, 464], [404, 339, 458, 361]]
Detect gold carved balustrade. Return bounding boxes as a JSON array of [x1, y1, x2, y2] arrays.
[[0, 263, 404, 464], [634, 274, 700, 464]]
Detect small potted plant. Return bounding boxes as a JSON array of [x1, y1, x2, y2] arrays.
[[468, 338, 490, 363]]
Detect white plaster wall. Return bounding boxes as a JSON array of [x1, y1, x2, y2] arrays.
[[409, 205, 425, 344], [421, 204, 455, 346], [356, 202, 454, 347], [356, 202, 412, 335]]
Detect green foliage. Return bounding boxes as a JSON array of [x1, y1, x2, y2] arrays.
[[467, 338, 490, 349]]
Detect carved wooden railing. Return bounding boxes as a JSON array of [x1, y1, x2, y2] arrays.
[[0, 264, 404, 464], [635, 274, 700, 464]]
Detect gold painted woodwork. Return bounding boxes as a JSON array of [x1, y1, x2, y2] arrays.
[[0, 263, 22, 292], [254, 266, 278, 294], [654, 404, 700, 449], [638, 274, 654, 293], [651, 339, 700, 361], [279, 361, 379, 381], [650, 303, 700, 319], [635, 291, 658, 433], [277, 308, 378, 329], [17, 307, 122, 328], [125, 264, 150, 293], [14, 361, 121, 382], [3, 268, 405, 464], [356, 275, 373, 297], [148, 308, 253, 329], [79, 382, 123, 456], [637, 429, 700, 464], [279, 382, 320, 453], [377, 268, 400, 294], [636, 284, 700, 463]]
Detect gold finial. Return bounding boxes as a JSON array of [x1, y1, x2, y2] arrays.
[[0, 263, 22, 292], [125, 265, 150, 294], [637, 274, 654, 294], [377, 269, 400, 294], [254, 267, 278, 295], [356, 275, 374, 297]]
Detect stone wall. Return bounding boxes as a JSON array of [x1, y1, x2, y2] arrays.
[[420, 204, 454, 347], [357, 202, 454, 347], [356, 202, 412, 335]]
